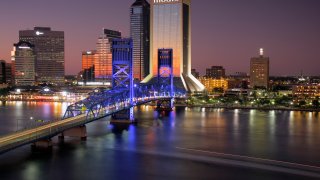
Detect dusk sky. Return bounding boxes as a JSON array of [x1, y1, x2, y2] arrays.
[[0, 0, 319, 76]]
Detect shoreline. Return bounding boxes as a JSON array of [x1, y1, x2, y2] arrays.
[[0, 99, 73, 103], [178, 104, 320, 112], [1, 99, 319, 112]]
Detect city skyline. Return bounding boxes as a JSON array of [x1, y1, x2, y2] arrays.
[[0, 0, 320, 76]]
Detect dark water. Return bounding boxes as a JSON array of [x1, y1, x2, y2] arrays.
[[0, 101, 320, 180]]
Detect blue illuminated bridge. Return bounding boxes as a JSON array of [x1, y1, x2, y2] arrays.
[[0, 39, 187, 154]]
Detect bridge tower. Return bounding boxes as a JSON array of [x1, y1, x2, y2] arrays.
[[111, 38, 135, 123], [156, 49, 174, 111]]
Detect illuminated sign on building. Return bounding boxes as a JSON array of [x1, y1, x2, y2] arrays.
[[35, 31, 44, 36], [153, 0, 180, 4], [18, 46, 31, 49]]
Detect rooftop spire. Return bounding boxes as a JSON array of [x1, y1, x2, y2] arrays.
[[260, 48, 264, 56]]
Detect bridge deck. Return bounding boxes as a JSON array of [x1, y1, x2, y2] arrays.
[[0, 97, 173, 154]]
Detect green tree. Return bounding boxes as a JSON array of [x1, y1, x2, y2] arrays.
[[312, 97, 319, 108], [299, 100, 306, 107]]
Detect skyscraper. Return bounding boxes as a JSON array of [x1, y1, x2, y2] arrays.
[[0, 61, 13, 85], [130, 0, 150, 80], [12, 41, 36, 86], [82, 50, 96, 82], [250, 48, 270, 89], [0, 60, 6, 84], [143, 0, 204, 92], [95, 29, 121, 81], [19, 27, 64, 84]]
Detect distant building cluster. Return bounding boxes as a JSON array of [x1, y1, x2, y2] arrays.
[[0, 0, 318, 104], [80, 0, 150, 84], [81, 29, 122, 85], [1, 27, 65, 87]]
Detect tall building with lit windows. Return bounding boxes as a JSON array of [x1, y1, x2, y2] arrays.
[[19, 27, 64, 84], [82, 50, 96, 82], [130, 0, 150, 80], [250, 48, 270, 89], [142, 0, 204, 92], [95, 29, 121, 81], [12, 41, 36, 86], [0, 60, 6, 84]]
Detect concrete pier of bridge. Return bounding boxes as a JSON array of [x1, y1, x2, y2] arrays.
[[58, 125, 87, 141]]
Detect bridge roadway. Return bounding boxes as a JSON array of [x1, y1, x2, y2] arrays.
[[0, 96, 168, 154]]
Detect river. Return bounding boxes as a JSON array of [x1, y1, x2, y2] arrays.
[[0, 101, 319, 180]]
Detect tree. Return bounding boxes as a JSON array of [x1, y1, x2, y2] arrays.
[[312, 97, 319, 108], [299, 100, 306, 107], [0, 88, 10, 96]]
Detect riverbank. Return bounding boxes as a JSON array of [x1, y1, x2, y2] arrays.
[[181, 104, 320, 112], [0, 99, 74, 103]]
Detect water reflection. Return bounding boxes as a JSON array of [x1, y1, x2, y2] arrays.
[[1, 102, 320, 178]]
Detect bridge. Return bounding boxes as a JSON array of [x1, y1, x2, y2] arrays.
[[0, 39, 186, 154]]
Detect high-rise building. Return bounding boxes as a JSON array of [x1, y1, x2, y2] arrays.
[[82, 50, 96, 82], [19, 27, 64, 84], [95, 29, 121, 81], [130, 0, 150, 80], [206, 66, 225, 79], [142, 0, 204, 92], [5, 63, 13, 85], [12, 41, 36, 86], [250, 48, 270, 89], [0, 60, 6, 84]]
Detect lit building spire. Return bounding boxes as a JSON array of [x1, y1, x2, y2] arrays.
[[260, 48, 264, 56]]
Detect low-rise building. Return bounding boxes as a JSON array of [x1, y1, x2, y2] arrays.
[[293, 84, 320, 103], [199, 77, 228, 93]]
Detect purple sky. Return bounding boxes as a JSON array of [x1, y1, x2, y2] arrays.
[[0, 0, 319, 76]]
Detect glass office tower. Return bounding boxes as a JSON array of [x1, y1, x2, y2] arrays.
[[12, 41, 36, 86], [130, 0, 150, 80], [143, 0, 204, 92], [95, 29, 121, 81], [19, 27, 64, 84]]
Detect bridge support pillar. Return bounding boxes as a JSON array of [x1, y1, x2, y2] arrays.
[[110, 108, 136, 124], [156, 99, 174, 111], [60, 125, 87, 141], [31, 139, 53, 151]]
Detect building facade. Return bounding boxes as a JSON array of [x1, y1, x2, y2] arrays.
[[95, 29, 121, 81], [19, 27, 64, 84], [12, 41, 36, 86], [199, 77, 229, 93], [5, 63, 12, 85], [206, 66, 225, 78], [250, 49, 269, 89], [130, 0, 150, 80], [293, 84, 320, 103], [143, 0, 204, 92], [0, 60, 6, 84], [82, 50, 96, 82]]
